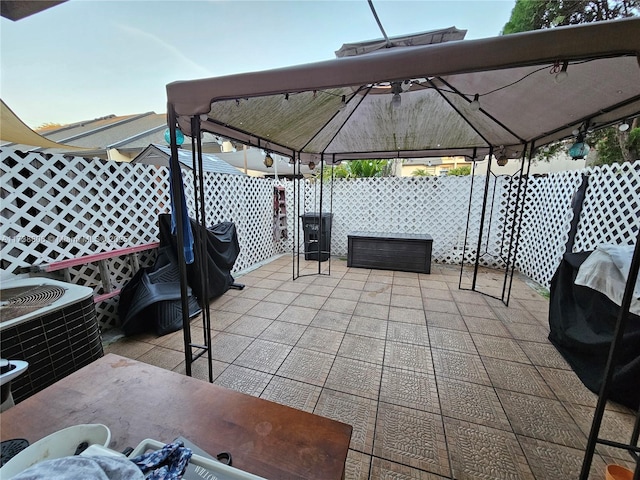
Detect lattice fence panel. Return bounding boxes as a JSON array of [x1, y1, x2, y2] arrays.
[[573, 162, 640, 251], [152, 169, 279, 275], [1, 149, 166, 272], [514, 170, 582, 287], [297, 175, 494, 265], [1, 149, 279, 329], [515, 162, 639, 288], [4, 147, 638, 326]]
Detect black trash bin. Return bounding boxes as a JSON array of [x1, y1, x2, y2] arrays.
[[300, 212, 333, 261]]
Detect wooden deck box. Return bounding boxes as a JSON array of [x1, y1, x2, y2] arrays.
[[347, 232, 432, 274]]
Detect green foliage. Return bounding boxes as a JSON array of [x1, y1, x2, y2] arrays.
[[411, 168, 432, 177], [446, 166, 472, 176], [319, 159, 394, 180], [628, 127, 640, 158], [502, 0, 547, 34], [503, 1, 639, 164], [592, 128, 624, 165], [503, 0, 639, 34]]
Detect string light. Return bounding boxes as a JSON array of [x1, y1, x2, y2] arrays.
[[338, 95, 347, 110], [554, 61, 569, 84], [390, 82, 403, 108], [469, 94, 480, 111]]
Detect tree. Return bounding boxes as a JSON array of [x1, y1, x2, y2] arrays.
[[502, 0, 639, 165], [411, 168, 432, 177], [447, 166, 472, 176], [319, 159, 396, 180], [503, 0, 639, 34]]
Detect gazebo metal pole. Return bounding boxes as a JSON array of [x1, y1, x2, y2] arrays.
[[193, 115, 213, 382], [294, 152, 301, 280], [459, 149, 478, 289], [503, 142, 532, 306], [579, 232, 640, 480], [167, 104, 193, 376], [483, 170, 498, 256], [318, 153, 324, 274], [328, 154, 336, 276], [472, 146, 494, 291]]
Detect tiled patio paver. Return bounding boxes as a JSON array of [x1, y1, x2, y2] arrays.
[[103, 256, 635, 480]]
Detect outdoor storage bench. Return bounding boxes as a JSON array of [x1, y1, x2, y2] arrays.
[[347, 231, 432, 274]]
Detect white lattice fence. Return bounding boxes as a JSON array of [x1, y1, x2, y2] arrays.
[[516, 162, 640, 288], [514, 170, 582, 287], [294, 175, 493, 265], [3, 147, 638, 328], [1, 149, 280, 329], [573, 163, 640, 251], [182, 171, 278, 273], [1, 150, 165, 270]]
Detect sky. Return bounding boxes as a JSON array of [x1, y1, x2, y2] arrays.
[[1, 0, 516, 128]]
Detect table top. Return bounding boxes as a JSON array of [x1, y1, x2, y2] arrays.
[[0, 354, 352, 480]]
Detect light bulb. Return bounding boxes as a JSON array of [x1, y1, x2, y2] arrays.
[[401, 80, 412, 92], [554, 61, 569, 84], [338, 95, 346, 110], [469, 94, 480, 111], [619, 122, 630, 132], [554, 71, 568, 84], [496, 155, 508, 167]]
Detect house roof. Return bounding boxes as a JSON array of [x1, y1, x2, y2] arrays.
[[0, 105, 292, 174], [0, 100, 93, 151], [165, 18, 640, 164], [132, 144, 245, 176]]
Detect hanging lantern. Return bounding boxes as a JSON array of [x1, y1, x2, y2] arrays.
[[308, 161, 316, 170], [264, 153, 274, 168], [496, 155, 509, 167], [568, 140, 590, 160], [164, 128, 184, 146]]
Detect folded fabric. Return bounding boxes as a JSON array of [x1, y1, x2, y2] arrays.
[[10, 455, 145, 480], [130, 441, 192, 480], [575, 243, 640, 316]]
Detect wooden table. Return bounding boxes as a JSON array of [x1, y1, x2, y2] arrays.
[[0, 354, 352, 480]]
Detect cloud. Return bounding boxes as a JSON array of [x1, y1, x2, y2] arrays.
[[116, 23, 212, 77]]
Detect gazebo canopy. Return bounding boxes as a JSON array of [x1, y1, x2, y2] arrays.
[[166, 18, 640, 164]]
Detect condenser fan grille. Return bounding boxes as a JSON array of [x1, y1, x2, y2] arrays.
[[0, 285, 67, 322]]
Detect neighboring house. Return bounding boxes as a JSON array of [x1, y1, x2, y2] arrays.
[[401, 157, 468, 176], [1, 110, 293, 176], [132, 144, 245, 176]]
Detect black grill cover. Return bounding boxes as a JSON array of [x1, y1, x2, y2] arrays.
[[548, 251, 640, 409], [158, 214, 240, 304]]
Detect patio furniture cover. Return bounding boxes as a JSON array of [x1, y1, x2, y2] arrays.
[[158, 214, 240, 304], [548, 251, 640, 410]]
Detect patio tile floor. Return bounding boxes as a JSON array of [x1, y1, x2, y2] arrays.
[[103, 256, 636, 480]]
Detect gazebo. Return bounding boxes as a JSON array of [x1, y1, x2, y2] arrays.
[[164, 18, 640, 478]]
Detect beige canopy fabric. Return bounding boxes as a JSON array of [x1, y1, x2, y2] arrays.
[[166, 18, 640, 163], [0, 100, 92, 151]]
